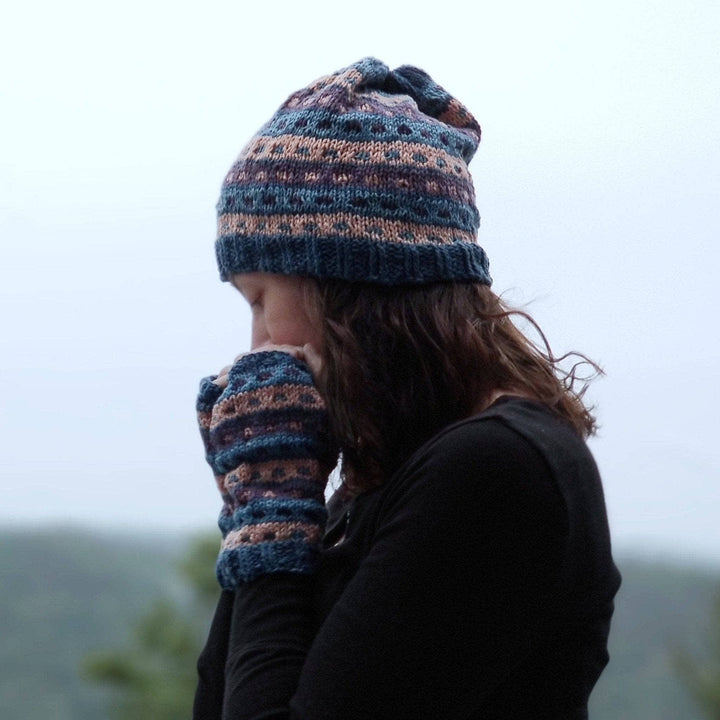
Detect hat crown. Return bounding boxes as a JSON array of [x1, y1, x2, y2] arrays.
[[279, 58, 481, 163]]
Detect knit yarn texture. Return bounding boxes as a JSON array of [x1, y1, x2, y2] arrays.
[[197, 351, 335, 587], [216, 57, 491, 286]]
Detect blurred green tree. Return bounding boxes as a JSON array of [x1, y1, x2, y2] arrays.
[[672, 588, 720, 719], [82, 534, 220, 720]]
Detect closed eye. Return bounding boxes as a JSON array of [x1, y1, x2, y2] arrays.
[[236, 283, 262, 310]]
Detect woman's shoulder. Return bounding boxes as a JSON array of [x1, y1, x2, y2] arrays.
[[420, 396, 598, 482], [403, 396, 589, 476], [373, 396, 615, 580], [380, 396, 603, 532], [433, 395, 591, 459], [377, 398, 560, 515]]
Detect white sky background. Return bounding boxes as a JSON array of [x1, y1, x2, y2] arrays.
[[1, 0, 718, 563]]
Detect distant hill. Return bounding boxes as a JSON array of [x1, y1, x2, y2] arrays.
[[590, 554, 719, 719], [0, 526, 717, 720], [0, 527, 192, 720]]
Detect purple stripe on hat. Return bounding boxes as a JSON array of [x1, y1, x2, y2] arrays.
[[223, 158, 476, 205]]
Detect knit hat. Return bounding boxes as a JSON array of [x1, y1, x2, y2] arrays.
[[215, 57, 491, 286]]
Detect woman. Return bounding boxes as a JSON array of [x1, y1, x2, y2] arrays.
[[194, 58, 621, 720]]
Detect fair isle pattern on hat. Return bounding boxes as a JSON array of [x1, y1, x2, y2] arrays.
[[216, 57, 491, 286]]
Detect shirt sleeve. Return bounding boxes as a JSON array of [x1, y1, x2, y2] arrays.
[[220, 417, 569, 720]]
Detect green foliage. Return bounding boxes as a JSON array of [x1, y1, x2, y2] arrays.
[[179, 534, 224, 609], [0, 527, 182, 720], [672, 589, 720, 719], [589, 558, 720, 720], [82, 534, 220, 720], [83, 601, 199, 720]]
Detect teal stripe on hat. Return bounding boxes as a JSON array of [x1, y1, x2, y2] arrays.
[[260, 108, 478, 161], [216, 233, 491, 286]]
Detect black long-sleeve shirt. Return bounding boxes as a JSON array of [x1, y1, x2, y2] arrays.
[[194, 397, 621, 719]]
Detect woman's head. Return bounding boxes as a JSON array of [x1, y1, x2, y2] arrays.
[[216, 59, 599, 491]]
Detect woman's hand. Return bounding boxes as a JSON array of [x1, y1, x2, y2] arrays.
[[196, 348, 336, 589], [211, 343, 323, 390]]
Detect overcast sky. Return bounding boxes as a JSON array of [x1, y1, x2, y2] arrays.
[[2, 0, 718, 563]]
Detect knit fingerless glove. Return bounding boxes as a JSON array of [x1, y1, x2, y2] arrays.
[[197, 351, 337, 589]]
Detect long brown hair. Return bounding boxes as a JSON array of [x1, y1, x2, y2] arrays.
[[307, 280, 600, 493]]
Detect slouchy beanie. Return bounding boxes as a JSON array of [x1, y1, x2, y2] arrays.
[[215, 57, 491, 286]]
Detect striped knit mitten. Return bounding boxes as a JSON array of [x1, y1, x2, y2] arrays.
[[196, 351, 336, 589]]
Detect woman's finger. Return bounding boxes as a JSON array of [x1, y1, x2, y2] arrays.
[[211, 364, 233, 388], [302, 343, 323, 380], [232, 345, 304, 363]]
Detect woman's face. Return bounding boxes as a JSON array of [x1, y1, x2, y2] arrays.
[[230, 272, 323, 352]]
